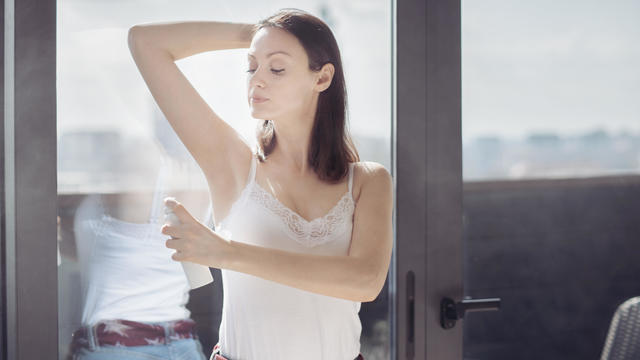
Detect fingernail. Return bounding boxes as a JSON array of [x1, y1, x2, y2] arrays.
[[164, 197, 178, 208]]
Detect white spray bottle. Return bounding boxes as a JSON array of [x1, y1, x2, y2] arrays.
[[163, 197, 214, 289]]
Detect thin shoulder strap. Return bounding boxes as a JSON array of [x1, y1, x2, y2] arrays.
[[348, 163, 355, 195], [248, 151, 258, 184]]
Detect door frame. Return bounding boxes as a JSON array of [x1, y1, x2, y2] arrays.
[[395, 0, 462, 358], [2, 0, 58, 358]]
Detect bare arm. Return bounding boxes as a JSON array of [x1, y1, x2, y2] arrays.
[[127, 21, 256, 223], [225, 164, 393, 302], [128, 21, 254, 61], [164, 163, 395, 302]]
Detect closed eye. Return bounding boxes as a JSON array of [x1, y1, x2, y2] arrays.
[[246, 68, 285, 74]]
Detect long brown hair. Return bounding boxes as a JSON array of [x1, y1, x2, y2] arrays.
[[252, 8, 360, 183]]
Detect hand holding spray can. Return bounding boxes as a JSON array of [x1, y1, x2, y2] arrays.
[[163, 197, 213, 289]]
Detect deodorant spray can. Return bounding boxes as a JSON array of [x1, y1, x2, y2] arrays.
[[163, 198, 214, 289]]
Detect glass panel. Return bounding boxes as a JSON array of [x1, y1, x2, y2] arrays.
[[57, 1, 393, 359], [462, 1, 640, 359], [462, 0, 640, 181]]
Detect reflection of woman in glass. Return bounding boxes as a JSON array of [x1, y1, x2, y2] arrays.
[[63, 139, 212, 360], [129, 8, 393, 360]]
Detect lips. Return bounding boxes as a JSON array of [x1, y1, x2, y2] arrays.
[[250, 92, 269, 103], [250, 96, 269, 104]]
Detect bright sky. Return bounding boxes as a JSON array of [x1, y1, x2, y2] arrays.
[[462, 0, 640, 142]]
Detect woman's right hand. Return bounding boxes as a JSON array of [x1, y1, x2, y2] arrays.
[[162, 198, 233, 269]]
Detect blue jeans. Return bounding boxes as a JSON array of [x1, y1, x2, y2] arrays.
[[73, 338, 206, 360], [71, 320, 207, 360]]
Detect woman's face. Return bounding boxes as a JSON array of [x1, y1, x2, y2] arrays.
[[246, 27, 320, 121]]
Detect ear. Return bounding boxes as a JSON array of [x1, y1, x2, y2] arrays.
[[314, 63, 335, 93]]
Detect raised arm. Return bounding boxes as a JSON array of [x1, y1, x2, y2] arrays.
[[128, 21, 254, 62], [127, 21, 255, 223]]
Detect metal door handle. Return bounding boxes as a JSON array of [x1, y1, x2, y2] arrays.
[[406, 271, 415, 359], [440, 297, 501, 329]]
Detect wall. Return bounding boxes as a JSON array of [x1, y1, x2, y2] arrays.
[[463, 175, 640, 359]]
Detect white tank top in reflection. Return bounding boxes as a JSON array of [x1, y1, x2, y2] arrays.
[[215, 152, 361, 360], [73, 161, 213, 326]]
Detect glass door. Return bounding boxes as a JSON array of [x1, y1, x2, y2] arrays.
[[56, 1, 394, 359], [461, 1, 640, 359]]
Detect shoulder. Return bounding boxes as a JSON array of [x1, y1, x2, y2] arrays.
[[353, 161, 392, 183], [352, 161, 393, 203]]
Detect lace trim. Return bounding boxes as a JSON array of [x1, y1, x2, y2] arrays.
[[250, 182, 355, 247]]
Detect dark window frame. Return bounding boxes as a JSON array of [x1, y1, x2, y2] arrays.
[[395, 0, 462, 358], [2, 0, 58, 358]]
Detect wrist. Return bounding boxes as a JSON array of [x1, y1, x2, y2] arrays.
[[215, 230, 238, 270], [224, 239, 244, 270]]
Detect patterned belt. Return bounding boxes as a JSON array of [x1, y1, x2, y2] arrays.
[[210, 344, 365, 360], [70, 318, 198, 352]]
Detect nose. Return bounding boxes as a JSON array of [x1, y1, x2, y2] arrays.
[[248, 69, 266, 89]]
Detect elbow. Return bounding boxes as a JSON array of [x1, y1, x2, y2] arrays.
[[357, 264, 388, 303], [127, 26, 137, 46], [127, 25, 153, 54], [361, 280, 385, 303], [127, 26, 173, 61], [127, 26, 143, 52], [358, 291, 379, 304]]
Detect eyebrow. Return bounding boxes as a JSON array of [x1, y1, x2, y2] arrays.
[[247, 51, 292, 59]]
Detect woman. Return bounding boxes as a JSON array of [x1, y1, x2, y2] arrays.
[[65, 155, 211, 360], [128, 8, 393, 360]]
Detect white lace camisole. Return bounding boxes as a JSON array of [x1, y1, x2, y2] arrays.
[[73, 160, 213, 326], [215, 152, 361, 360]]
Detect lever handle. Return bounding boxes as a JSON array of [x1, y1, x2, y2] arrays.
[[406, 271, 415, 359], [440, 297, 501, 329]]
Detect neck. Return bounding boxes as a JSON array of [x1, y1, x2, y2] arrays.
[[268, 100, 318, 176]]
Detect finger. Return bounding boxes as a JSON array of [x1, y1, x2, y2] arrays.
[[164, 196, 179, 210], [165, 238, 183, 251], [171, 250, 185, 262], [160, 224, 182, 238], [164, 197, 196, 224]]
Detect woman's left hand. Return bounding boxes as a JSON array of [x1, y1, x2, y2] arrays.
[[161, 197, 231, 268]]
